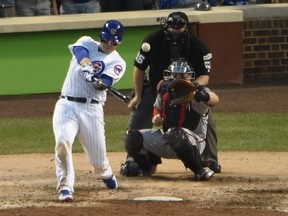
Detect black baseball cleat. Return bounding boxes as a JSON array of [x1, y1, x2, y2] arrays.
[[209, 162, 222, 173], [194, 167, 214, 181]]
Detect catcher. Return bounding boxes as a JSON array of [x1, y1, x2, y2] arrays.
[[122, 59, 219, 180]]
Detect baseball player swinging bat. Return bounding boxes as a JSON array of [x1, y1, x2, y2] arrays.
[[97, 80, 130, 103]]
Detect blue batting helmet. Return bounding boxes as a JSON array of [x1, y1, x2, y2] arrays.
[[100, 20, 124, 43]]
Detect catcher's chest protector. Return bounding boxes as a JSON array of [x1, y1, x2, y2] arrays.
[[160, 81, 201, 131]]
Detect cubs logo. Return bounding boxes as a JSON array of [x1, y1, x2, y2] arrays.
[[114, 65, 123, 75], [92, 61, 104, 73], [110, 29, 117, 35]]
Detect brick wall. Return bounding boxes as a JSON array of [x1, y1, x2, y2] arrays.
[[243, 17, 288, 82]]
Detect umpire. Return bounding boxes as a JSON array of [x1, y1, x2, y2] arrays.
[[126, 11, 221, 174]]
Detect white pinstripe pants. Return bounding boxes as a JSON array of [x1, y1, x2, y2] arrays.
[[53, 98, 113, 192]]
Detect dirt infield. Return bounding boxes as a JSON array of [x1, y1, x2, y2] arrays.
[[0, 82, 287, 216]]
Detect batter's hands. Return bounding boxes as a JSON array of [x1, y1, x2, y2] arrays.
[[152, 114, 164, 126], [128, 96, 141, 110], [81, 63, 94, 75], [85, 74, 99, 83], [80, 63, 99, 84]]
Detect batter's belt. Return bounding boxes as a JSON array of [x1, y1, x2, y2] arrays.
[[60, 95, 99, 104]]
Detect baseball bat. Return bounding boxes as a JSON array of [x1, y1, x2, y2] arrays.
[[98, 81, 130, 103]]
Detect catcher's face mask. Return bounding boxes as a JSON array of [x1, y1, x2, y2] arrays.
[[163, 59, 195, 81]]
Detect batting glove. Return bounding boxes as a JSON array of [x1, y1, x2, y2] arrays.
[[80, 63, 98, 83], [81, 63, 94, 75], [85, 73, 99, 83]]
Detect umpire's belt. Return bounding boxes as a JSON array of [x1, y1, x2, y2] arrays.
[[60, 95, 99, 104]]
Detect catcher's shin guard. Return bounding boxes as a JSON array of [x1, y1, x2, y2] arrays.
[[163, 127, 203, 173], [123, 129, 151, 172]]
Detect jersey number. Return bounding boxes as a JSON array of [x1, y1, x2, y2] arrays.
[[135, 53, 145, 64]]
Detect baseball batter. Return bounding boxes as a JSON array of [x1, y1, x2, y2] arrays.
[[53, 20, 126, 202]]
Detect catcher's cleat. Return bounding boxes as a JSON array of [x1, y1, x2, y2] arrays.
[[141, 165, 158, 176], [203, 160, 222, 174], [59, 189, 73, 202], [103, 174, 118, 189], [209, 162, 222, 173], [194, 167, 214, 181]]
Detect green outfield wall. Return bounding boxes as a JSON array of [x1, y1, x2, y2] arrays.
[[0, 26, 158, 95], [0, 8, 245, 95], [1, 5, 287, 95]]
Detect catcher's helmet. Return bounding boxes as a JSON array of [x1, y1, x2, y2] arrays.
[[100, 20, 124, 43], [164, 59, 195, 81]]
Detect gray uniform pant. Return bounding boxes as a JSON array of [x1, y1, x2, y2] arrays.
[[141, 128, 206, 159]]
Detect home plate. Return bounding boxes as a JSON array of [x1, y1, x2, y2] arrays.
[[133, 196, 183, 202]]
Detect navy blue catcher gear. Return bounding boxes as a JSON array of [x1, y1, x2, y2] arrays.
[[163, 127, 203, 174]]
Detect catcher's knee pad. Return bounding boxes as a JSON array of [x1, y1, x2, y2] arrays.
[[123, 129, 143, 155], [162, 127, 188, 151], [163, 127, 203, 173], [123, 129, 152, 173]]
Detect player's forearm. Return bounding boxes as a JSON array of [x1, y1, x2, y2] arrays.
[[206, 92, 219, 107], [195, 75, 209, 86], [80, 58, 91, 66]]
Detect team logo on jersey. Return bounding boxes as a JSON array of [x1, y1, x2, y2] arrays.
[[92, 61, 105, 73], [114, 65, 123, 75]]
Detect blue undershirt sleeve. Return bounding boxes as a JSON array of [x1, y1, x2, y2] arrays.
[[73, 46, 89, 64], [95, 74, 113, 91]]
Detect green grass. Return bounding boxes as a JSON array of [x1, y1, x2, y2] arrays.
[[0, 112, 287, 154], [216, 112, 288, 151]]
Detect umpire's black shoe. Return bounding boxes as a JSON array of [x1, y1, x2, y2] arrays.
[[209, 162, 222, 173]]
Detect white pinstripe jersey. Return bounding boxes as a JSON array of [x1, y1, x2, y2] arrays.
[[61, 36, 126, 103]]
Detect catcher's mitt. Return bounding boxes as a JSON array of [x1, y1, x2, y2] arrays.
[[168, 79, 197, 105]]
